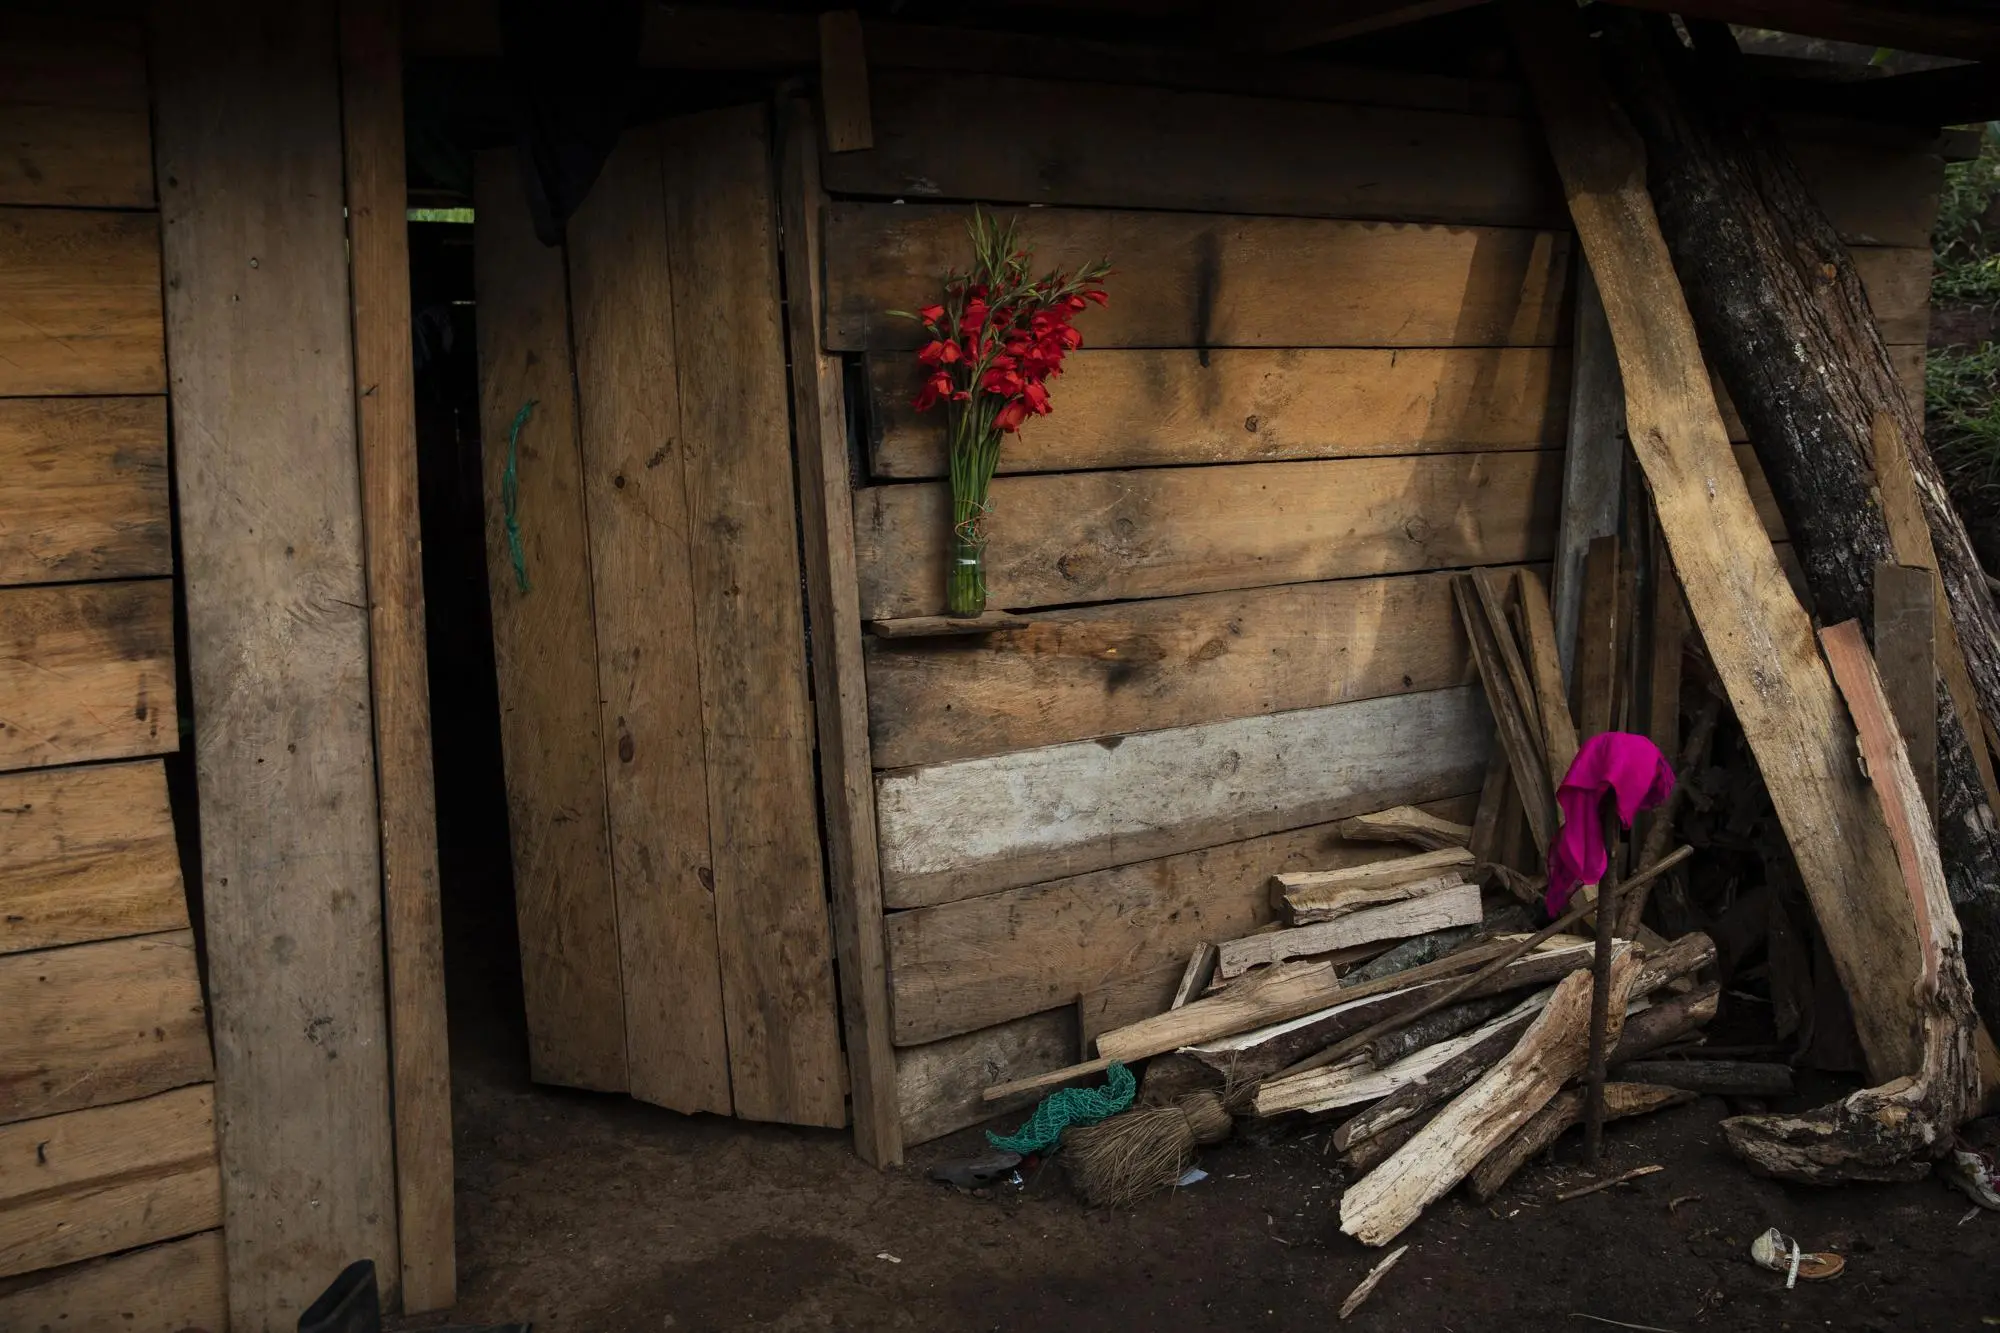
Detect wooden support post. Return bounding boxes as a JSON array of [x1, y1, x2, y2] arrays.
[[154, 2, 400, 1321], [1552, 264, 1624, 684], [1504, 0, 1929, 1083], [776, 96, 902, 1165], [339, 0, 454, 1309], [1583, 801, 1619, 1164], [1877, 562, 1940, 819], [819, 11, 873, 152]]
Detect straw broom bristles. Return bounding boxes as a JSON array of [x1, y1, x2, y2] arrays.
[[1063, 1091, 1233, 1207]]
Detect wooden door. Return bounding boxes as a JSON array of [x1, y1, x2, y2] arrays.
[[475, 104, 846, 1127]]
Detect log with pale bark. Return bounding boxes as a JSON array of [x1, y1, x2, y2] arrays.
[[1722, 623, 1982, 1182], [1330, 1007, 1543, 1150], [1273, 848, 1475, 921], [1595, 12, 2000, 1030], [1365, 994, 1516, 1067], [1336, 806, 1473, 853], [1466, 1082, 1696, 1202], [1340, 951, 1643, 1246], [1220, 883, 1482, 978]]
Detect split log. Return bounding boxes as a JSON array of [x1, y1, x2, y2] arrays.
[[1454, 575, 1558, 852], [1722, 622, 1981, 1181], [1333, 937, 1712, 1153], [1336, 806, 1473, 853], [1366, 994, 1516, 1068], [1273, 848, 1476, 920], [1340, 950, 1643, 1245], [1274, 871, 1475, 932], [1254, 992, 1552, 1118], [1516, 568, 1581, 784], [1222, 883, 1483, 978], [1188, 940, 1591, 1083], [1342, 925, 1483, 985], [1341, 1103, 1432, 1176], [1611, 981, 1719, 1062], [1504, 0, 1937, 1085], [1612, 1059, 1793, 1098], [1466, 1082, 1696, 1202], [1596, 12, 2000, 1033], [1331, 1006, 1543, 1150]]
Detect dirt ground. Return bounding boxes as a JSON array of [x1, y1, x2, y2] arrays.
[[400, 996, 2000, 1333]]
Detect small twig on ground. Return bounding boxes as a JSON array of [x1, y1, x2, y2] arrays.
[[1570, 1315, 1681, 1333], [1555, 1165, 1664, 1202], [1340, 1244, 1410, 1320], [1668, 1193, 1701, 1213]]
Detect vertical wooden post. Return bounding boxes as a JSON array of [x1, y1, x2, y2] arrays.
[[1582, 801, 1619, 1164], [818, 11, 873, 152], [1551, 264, 1624, 684], [338, 0, 455, 1310], [775, 94, 903, 1165], [153, 1, 400, 1321]]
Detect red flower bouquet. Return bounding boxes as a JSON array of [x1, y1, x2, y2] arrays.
[[902, 209, 1109, 615]]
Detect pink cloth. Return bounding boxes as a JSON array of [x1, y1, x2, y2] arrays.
[[1544, 732, 1675, 916]]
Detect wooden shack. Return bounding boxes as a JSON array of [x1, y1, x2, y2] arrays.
[[0, 0, 1989, 1326]]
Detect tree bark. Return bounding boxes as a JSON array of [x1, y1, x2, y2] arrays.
[[1599, 13, 2000, 1033]]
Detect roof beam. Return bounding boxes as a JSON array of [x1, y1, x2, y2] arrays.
[[1605, 0, 2000, 63]]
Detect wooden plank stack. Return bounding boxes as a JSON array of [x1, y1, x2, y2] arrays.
[[0, 15, 228, 1329]]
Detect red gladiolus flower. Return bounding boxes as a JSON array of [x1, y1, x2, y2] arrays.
[[918, 303, 945, 325], [1022, 381, 1051, 415], [917, 339, 961, 367], [993, 398, 1030, 433]]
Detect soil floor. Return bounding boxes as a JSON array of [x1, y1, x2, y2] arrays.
[[400, 993, 2000, 1333]]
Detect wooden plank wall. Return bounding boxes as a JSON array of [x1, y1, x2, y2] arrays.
[[812, 71, 1948, 1146], [0, 16, 228, 1329]]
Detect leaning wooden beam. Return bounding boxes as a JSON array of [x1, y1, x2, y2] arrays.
[[1336, 806, 1473, 852], [1516, 568, 1581, 783], [1596, 13, 2000, 1035], [1722, 622, 1981, 1181], [154, 3, 399, 1319], [1466, 1082, 1696, 1202], [1220, 882, 1482, 979], [1551, 267, 1624, 683], [1504, 0, 1927, 1083], [1340, 950, 1642, 1245], [339, 0, 453, 1308], [776, 97, 902, 1166]]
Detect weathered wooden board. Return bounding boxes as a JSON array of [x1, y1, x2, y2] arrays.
[[153, 8, 400, 1319], [1782, 114, 1943, 249], [855, 451, 1562, 619], [339, 0, 454, 1309], [0, 580, 173, 773], [1849, 246, 1933, 346], [0, 398, 170, 586], [663, 105, 846, 1128], [0, 208, 164, 396], [566, 125, 732, 1117], [865, 567, 1487, 769], [0, 760, 185, 955], [867, 347, 1568, 479], [825, 204, 1573, 351], [0, 930, 211, 1126], [0, 1229, 226, 1333], [878, 685, 1491, 907], [885, 798, 1477, 1045], [0, 1085, 221, 1280], [896, 1009, 1075, 1146], [0, 15, 152, 208], [1078, 961, 1189, 1052], [472, 150, 628, 1094], [828, 69, 1564, 227], [778, 96, 904, 1163]]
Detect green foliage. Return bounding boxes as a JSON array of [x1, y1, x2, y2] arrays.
[[1927, 342, 2000, 500], [1934, 124, 2000, 306]]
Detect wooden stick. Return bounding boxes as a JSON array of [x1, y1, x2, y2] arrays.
[[1584, 800, 1621, 1163], [1554, 1164, 1662, 1202], [1338, 1244, 1410, 1321], [1617, 694, 1721, 936], [1517, 568, 1582, 784], [1171, 943, 1218, 1010], [1472, 566, 1545, 738], [1283, 846, 1693, 1078], [1454, 576, 1558, 852]]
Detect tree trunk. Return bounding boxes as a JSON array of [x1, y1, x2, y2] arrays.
[[1599, 12, 2000, 1033]]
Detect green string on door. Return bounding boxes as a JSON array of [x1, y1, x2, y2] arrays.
[[502, 399, 537, 594]]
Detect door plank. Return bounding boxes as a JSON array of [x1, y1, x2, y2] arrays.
[[0, 398, 170, 586], [472, 150, 628, 1094], [0, 208, 164, 395], [0, 1229, 226, 1333], [662, 105, 846, 1127], [567, 125, 732, 1116], [0, 580, 174, 773]]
